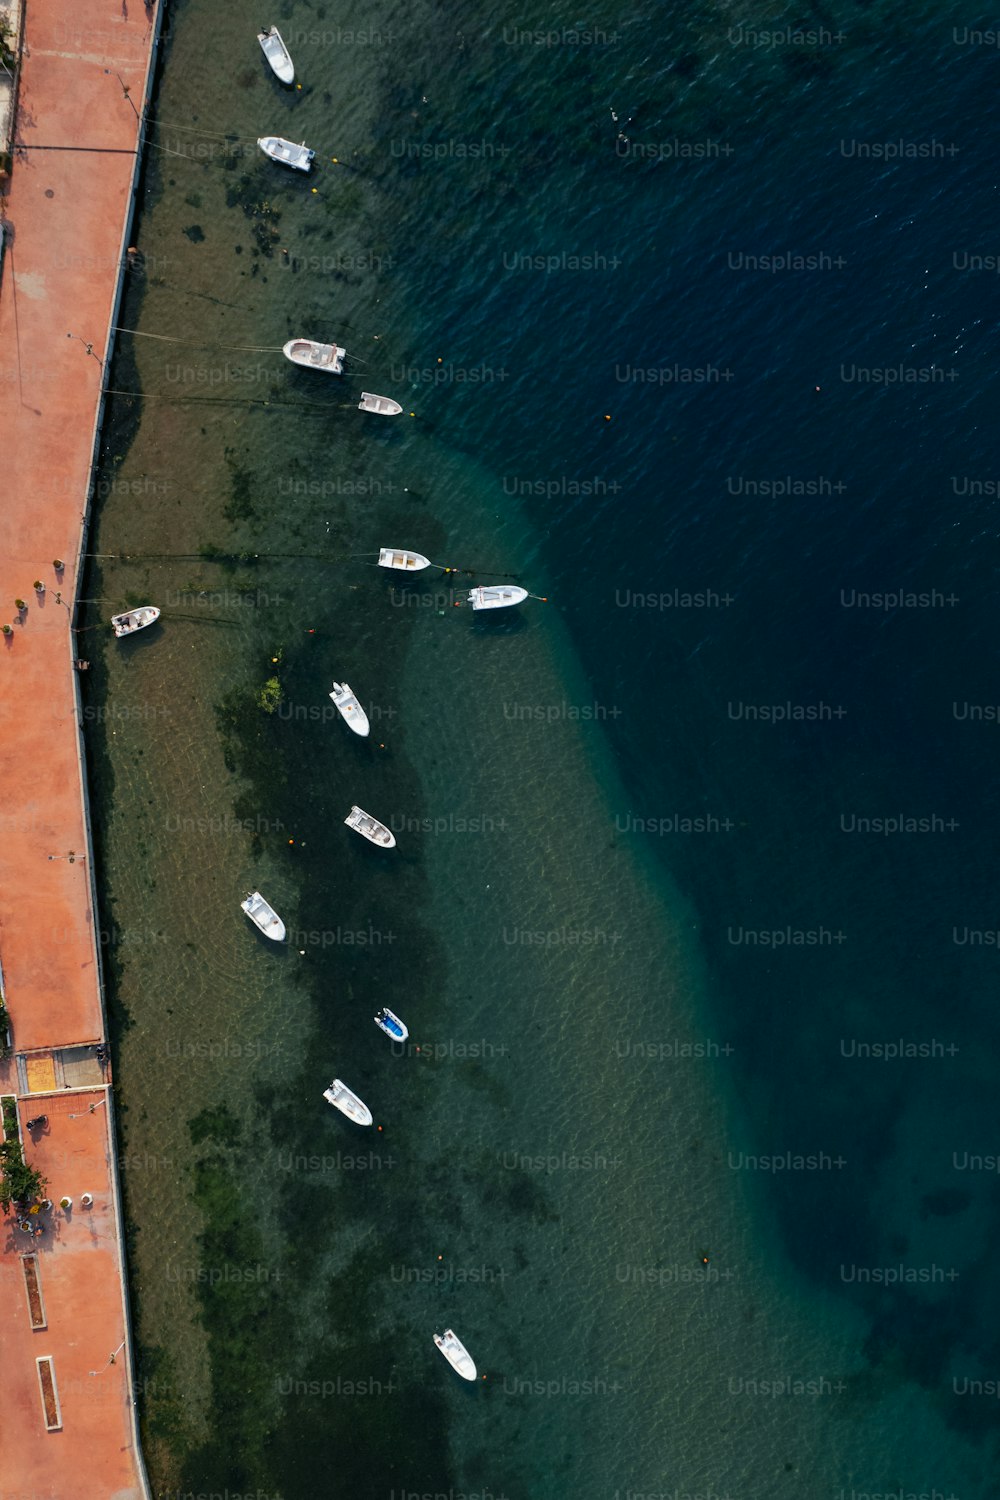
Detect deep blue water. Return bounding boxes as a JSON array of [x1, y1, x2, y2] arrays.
[[381, 5, 1000, 1482]]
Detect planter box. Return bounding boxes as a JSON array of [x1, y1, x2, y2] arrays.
[[36, 1356, 61, 1431], [0, 1092, 21, 1147], [22, 1254, 46, 1329]]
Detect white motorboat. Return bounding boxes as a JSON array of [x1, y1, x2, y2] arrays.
[[241, 891, 286, 942], [374, 1007, 408, 1042], [329, 681, 370, 737], [283, 338, 345, 373], [323, 1078, 373, 1126], [345, 805, 396, 848], [467, 585, 529, 611], [359, 391, 403, 416], [258, 136, 315, 172], [257, 26, 295, 84], [433, 1329, 477, 1382], [377, 547, 431, 572], [111, 605, 160, 638]]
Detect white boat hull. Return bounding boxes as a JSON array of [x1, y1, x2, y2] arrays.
[[345, 805, 396, 848], [374, 1007, 408, 1042], [283, 338, 345, 373], [258, 27, 294, 84], [241, 891, 286, 941], [467, 585, 529, 611], [359, 392, 403, 416], [329, 681, 370, 736], [258, 136, 315, 172], [433, 1329, 477, 1381], [377, 547, 431, 572], [323, 1079, 373, 1126], [111, 605, 160, 637]]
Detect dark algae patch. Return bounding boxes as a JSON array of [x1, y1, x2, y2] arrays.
[[176, 1087, 457, 1498], [182, 1110, 284, 1489]]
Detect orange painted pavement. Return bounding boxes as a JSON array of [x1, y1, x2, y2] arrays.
[[0, 0, 159, 1495], [0, 1093, 143, 1496]]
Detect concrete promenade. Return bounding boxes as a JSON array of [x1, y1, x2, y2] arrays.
[[0, 0, 159, 1494]]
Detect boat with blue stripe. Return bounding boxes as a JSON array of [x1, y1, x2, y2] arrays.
[[374, 1007, 408, 1042]]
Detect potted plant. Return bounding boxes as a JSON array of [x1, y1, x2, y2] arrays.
[[14, 598, 25, 612], [80, 1192, 94, 1208], [33, 580, 45, 595], [52, 560, 65, 572], [1, 625, 11, 637], [59, 1195, 72, 1211]]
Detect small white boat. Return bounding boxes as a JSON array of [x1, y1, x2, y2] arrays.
[[241, 891, 286, 942], [257, 26, 294, 84], [374, 1007, 408, 1042], [377, 547, 431, 572], [467, 585, 529, 612], [345, 805, 396, 848], [283, 338, 345, 373], [258, 136, 315, 172], [359, 392, 403, 417], [323, 1079, 373, 1126], [111, 605, 160, 638], [329, 681, 370, 737], [433, 1329, 477, 1382]]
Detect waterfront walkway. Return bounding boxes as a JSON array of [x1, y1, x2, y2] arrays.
[[0, 0, 158, 1494]]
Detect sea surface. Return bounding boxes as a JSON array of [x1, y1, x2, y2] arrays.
[[84, 0, 1000, 1496]]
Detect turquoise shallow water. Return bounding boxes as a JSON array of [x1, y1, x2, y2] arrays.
[[84, 0, 1000, 1494]]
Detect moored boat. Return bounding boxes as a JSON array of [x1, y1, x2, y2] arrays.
[[323, 1079, 373, 1126], [257, 26, 294, 84], [111, 605, 160, 638], [241, 891, 286, 941], [257, 136, 315, 172], [377, 547, 431, 572], [283, 338, 346, 373], [374, 1007, 408, 1042], [359, 391, 403, 416], [467, 584, 529, 611], [329, 681, 370, 736], [433, 1329, 477, 1381], [345, 805, 396, 848]]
